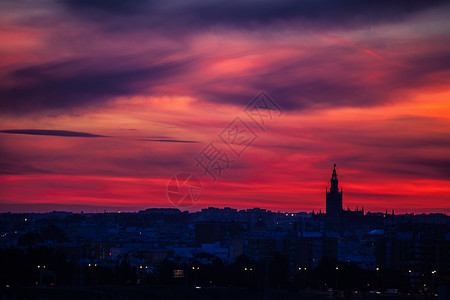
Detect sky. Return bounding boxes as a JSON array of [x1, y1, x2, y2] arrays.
[[1, 0, 450, 214]]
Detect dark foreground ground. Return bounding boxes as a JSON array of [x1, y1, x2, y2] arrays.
[[0, 286, 437, 300]]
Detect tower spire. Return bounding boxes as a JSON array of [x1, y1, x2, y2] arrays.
[[332, 163, 337, 180]]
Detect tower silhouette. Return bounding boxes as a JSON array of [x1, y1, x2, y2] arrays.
[[326, 164, 343, 223]]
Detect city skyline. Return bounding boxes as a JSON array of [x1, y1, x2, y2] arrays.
[[1, 1, 450, 214], [1, 163, 447, 215]]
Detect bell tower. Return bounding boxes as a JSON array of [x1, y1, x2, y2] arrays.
[[326, 164, 343, 219]]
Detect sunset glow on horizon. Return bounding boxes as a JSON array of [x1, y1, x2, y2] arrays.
[[1, 0, 449, 214]]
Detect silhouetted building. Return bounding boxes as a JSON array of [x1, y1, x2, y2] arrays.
[[326, 164, 343, 230], [195, 222, 246, 260]]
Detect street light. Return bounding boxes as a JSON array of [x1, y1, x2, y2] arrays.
[[408, 269, 413, 294], [244, 267, 252, 286], [376, 267, 380, 289], [431, 270, 437, 293], [192, 266, 199, 285], [298, 267, 306, 289], [335, 267, 339, 290], [304, 268, 307, 288]]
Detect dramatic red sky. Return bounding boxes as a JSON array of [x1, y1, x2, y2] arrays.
[[1, 0, 450, 214]]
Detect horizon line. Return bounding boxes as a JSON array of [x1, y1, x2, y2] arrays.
[[0, 204, 448, 216]]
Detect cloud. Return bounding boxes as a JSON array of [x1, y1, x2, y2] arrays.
[[62, 0, 448, 30], [64, 0, 150, 14], [0, 129, 106, 137], [0, 133, 198, 177], [0, 160, 54, 176], [1, 17, 449, 114], [0, 57, 197, 114], [192, 47, 450, 110], [141, 139, 200, 143]]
